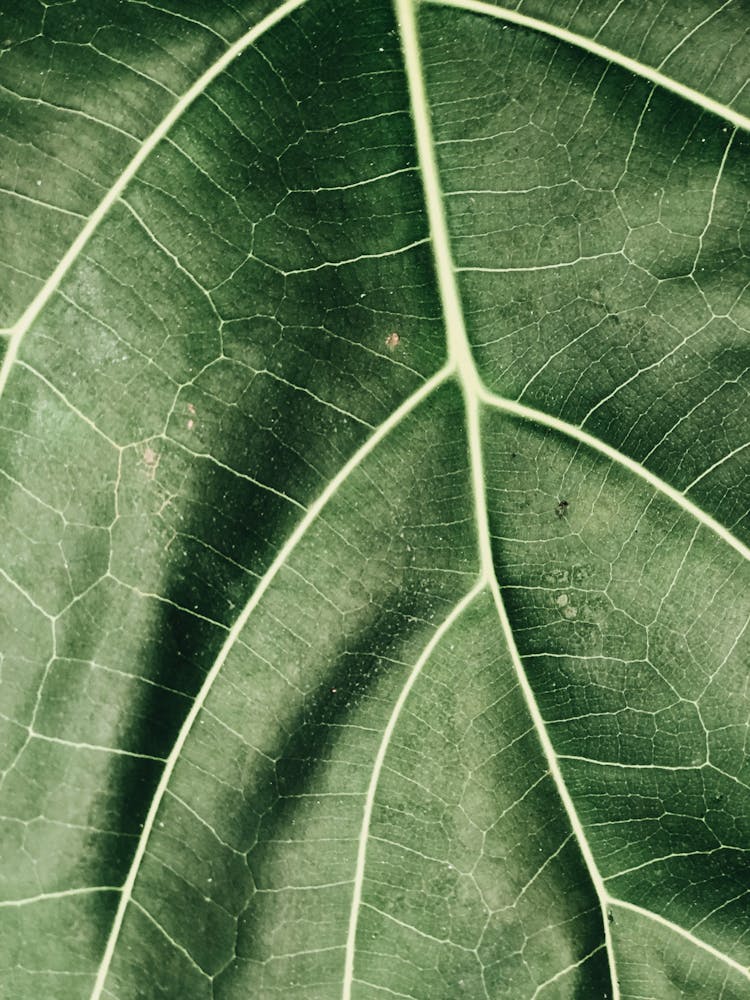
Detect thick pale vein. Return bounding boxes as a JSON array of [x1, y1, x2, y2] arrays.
[[89, 365, 452, 1000], [0, 0, 310, 400], [395, 0, 621, 991], [425, 0, 750, 132], [341, 578, 485, 1000], [474, 410, 623, 997], [3, 0, 747, 992], [610, 898, 750, 980], [479, 385, 750, 563]]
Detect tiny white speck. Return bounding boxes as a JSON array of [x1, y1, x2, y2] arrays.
[[556, 593, 568, 607]]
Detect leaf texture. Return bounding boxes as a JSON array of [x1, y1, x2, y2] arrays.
[[0, 1, 749, 998]]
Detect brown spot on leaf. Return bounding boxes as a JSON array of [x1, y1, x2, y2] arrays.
[[142, 445, 160, 479]]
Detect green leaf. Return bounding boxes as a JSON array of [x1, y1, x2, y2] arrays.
[[1, 1, 749, 997]]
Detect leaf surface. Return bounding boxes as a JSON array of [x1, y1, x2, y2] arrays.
[[1, 1, 749, 998]]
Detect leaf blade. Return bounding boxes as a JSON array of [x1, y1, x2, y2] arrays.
[[1, 1, 748, 997]]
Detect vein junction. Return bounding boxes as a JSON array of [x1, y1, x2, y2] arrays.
[[394, 0, 616, 992], [389, 0, 750, 996], [2, 0, 748, 996]]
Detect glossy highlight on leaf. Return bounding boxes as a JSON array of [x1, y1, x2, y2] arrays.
[[1, 1, 749, 998]]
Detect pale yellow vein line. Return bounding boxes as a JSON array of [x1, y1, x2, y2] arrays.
[[610, 898, 750, 980], [468, 384, 622, 998], [393, 0, 472, 374], [18, 361, 121, 450], [693, 126, 736, 275], [685, 438, 750, 493], [425, 0, 750, 132], [395, 0, 621, 993], [529, 942, 607, 1000], [479, 385, 750, 563], [0, 886, 119, 909], [342, 578, 485, 999], [89, 364, 452, 1000], [656, 0, 735, 71], [0, 0, 310, 400]]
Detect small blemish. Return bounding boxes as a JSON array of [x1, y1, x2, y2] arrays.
[[385, 331, 400, 350], [555, 498, 569, 517], [556, 593, 568, 607], [142, 445, 160, 479], [562, 605, 578, 619]]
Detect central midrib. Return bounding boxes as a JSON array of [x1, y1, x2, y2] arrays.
[[388, 0, 622, 995]]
